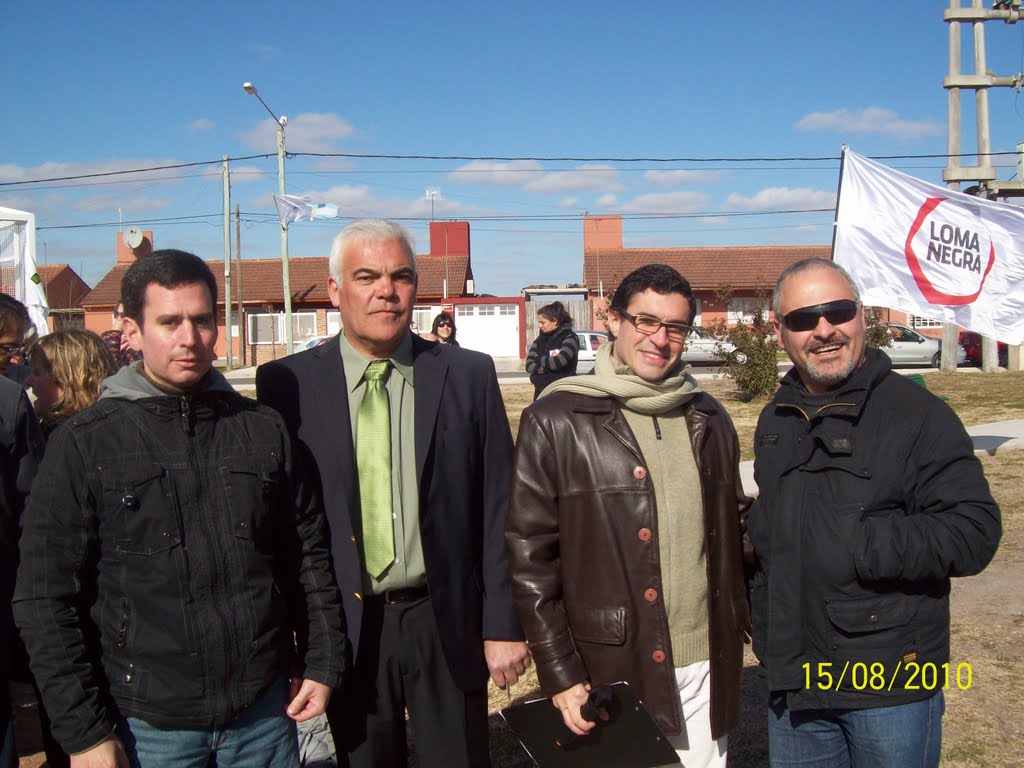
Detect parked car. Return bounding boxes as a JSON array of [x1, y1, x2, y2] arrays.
[[880, 323, 966, 367], [301, 334, 333, 350], [958, 330, 1008, 367], [682, 326, 747, 365], [576, 330, 609, 374]]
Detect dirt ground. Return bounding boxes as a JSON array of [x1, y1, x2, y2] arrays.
[[12, 373, 1024, 766]]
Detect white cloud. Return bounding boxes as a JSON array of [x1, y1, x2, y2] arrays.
[[449, 160, 544, 187], [188, 118, 215, 133], [0, 158, 184, 185], [524, 164, 624, 194], [230, 165, 271, 184], [597, 193, 618, 207], [795, 107, 942, 139], [724, 186, 836, 211], [71, 194, 173, 213], [644, 169, 722, 186], [238, 112, 355, 153], [557, 197, 579, 208], [618, 191, 710, 214]]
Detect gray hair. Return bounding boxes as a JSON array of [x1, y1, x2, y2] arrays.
[[329, 219, 417, 283], [773, 258, 860, 318]]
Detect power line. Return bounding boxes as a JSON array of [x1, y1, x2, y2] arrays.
[[4, 150, 1019, 188]]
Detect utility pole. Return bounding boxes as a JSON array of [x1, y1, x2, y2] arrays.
[[223, 156, 233, 370], [236, 204, 246, 366], [943, 0, 1024, 371]]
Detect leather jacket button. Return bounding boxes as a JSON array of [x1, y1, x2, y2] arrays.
[[644, 588, 658, 602], [638, 527, 652, 542], [633, 466, 647, 480], [651, 650, 666, 663]]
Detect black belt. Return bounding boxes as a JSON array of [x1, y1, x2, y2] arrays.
[[369, 585, 429, 604]]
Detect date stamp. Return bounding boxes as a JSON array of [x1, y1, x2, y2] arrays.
[[802, 661, 973, 692]]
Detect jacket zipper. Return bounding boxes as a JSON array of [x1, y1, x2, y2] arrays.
[[652, 415, 662, 440], [180, 394, 236, 716]]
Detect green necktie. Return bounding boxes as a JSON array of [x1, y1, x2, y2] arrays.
[[357, 360, 394, 579]]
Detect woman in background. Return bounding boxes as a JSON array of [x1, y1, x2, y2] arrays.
[[29, 329, 115, 437], [525, 301, 579, 400], [429, 311, 460, 346]]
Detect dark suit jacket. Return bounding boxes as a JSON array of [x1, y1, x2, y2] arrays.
[[256, 333, 523, 691]]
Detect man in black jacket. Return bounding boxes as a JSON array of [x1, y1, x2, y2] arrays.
[[1, 363, 43, 768], [257, 218, 529, 768], [749, 258, 1001, 767], [14, 251, 347, 768]]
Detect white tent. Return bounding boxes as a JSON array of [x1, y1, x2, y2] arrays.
[[0, 205, 50, 338]]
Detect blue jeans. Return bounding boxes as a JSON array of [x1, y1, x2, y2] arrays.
[[119, 678, 299, 768], [767, 692, 944, 768]]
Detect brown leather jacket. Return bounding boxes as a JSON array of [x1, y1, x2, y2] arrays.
[[506, 390, 751, 739]]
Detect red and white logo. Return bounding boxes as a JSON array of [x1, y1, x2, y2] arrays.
[[904, 197, 996, 306]]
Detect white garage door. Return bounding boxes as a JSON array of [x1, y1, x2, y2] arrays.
[[456, 304, 520, 357]]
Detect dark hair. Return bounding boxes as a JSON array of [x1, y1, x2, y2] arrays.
[[608, 264, 696, 324], [121, 249, 217, 325], [537, 301, 572, 327], [0, 292, 30, 337], [431, 311, 457, 342]]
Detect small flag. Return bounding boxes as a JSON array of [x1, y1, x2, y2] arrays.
[[274, 194, 340, 225], [30, 272, 41, 285]]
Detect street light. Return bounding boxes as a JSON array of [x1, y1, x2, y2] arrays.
[[243, 81, 294, 354]]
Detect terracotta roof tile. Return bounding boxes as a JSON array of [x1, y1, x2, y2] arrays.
[[583, 245, 831, 293], [82, 252, 473, 308]]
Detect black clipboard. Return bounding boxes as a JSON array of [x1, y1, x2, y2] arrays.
[[500, 682, 680, 768]]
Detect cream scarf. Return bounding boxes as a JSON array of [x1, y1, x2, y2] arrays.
[[540, 341, 702, 412]]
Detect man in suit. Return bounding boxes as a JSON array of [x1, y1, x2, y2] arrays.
[[257, 218, 530, 767]]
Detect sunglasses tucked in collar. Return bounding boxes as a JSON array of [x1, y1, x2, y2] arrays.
[[781, 299, 859, 332]]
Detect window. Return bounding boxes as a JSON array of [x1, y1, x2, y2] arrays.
[[498, 304, 516, 316], [479, 305, 495, 316], [327, 310, 342, 335], [247, 311, 317, 344], [291, 312, 317, 341], [456, 306, 474, 316], [248, 313, 283, 345], [727, 298, 760, 324], [910, 315, 943, 329]]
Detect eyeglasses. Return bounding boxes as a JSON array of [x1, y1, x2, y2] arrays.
[[618, 310, 691, 342], [437, 321, 452, 328], [0, 344, 25, 358], [781, 299, 859, 332]]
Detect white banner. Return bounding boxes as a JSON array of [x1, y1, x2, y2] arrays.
[[833, 148, 1024, 344]]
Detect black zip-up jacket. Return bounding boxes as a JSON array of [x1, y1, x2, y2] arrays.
[[748, 349, 1000, 711], [13, 366, 348, 754], [526, 323, 579, 399]]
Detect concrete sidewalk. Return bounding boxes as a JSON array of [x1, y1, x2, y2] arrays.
[[737, 418, 1024, 497]]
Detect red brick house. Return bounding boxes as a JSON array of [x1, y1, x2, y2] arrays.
[[582, 215, 933, 335]]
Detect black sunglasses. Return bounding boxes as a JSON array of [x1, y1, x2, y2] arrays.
[[437, 321, 452, 328], [781, 299, 859, 332]]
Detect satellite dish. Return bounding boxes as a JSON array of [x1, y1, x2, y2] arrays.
[[124, 227, 144, 249]]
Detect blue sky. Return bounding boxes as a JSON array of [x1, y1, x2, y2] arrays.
[[4, 1, 1024, 296]]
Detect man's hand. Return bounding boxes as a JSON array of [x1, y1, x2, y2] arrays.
[[286, 678, 333, 722], [552, 682, 595, 736], [70, 738, 129, 768], [483, 639, 531, 689]]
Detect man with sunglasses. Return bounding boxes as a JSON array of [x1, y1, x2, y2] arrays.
[[749, 258, 1001, 767], [507, 264, 751, 767], [0, 293, 32, 386]]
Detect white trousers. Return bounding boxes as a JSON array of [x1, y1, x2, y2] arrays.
[[667, 659, 728, 767]]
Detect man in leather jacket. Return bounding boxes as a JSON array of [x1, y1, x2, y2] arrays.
[[507, 264, 751, 768], [14, 250, 347, 768], [750, 258, 1001, 767]]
